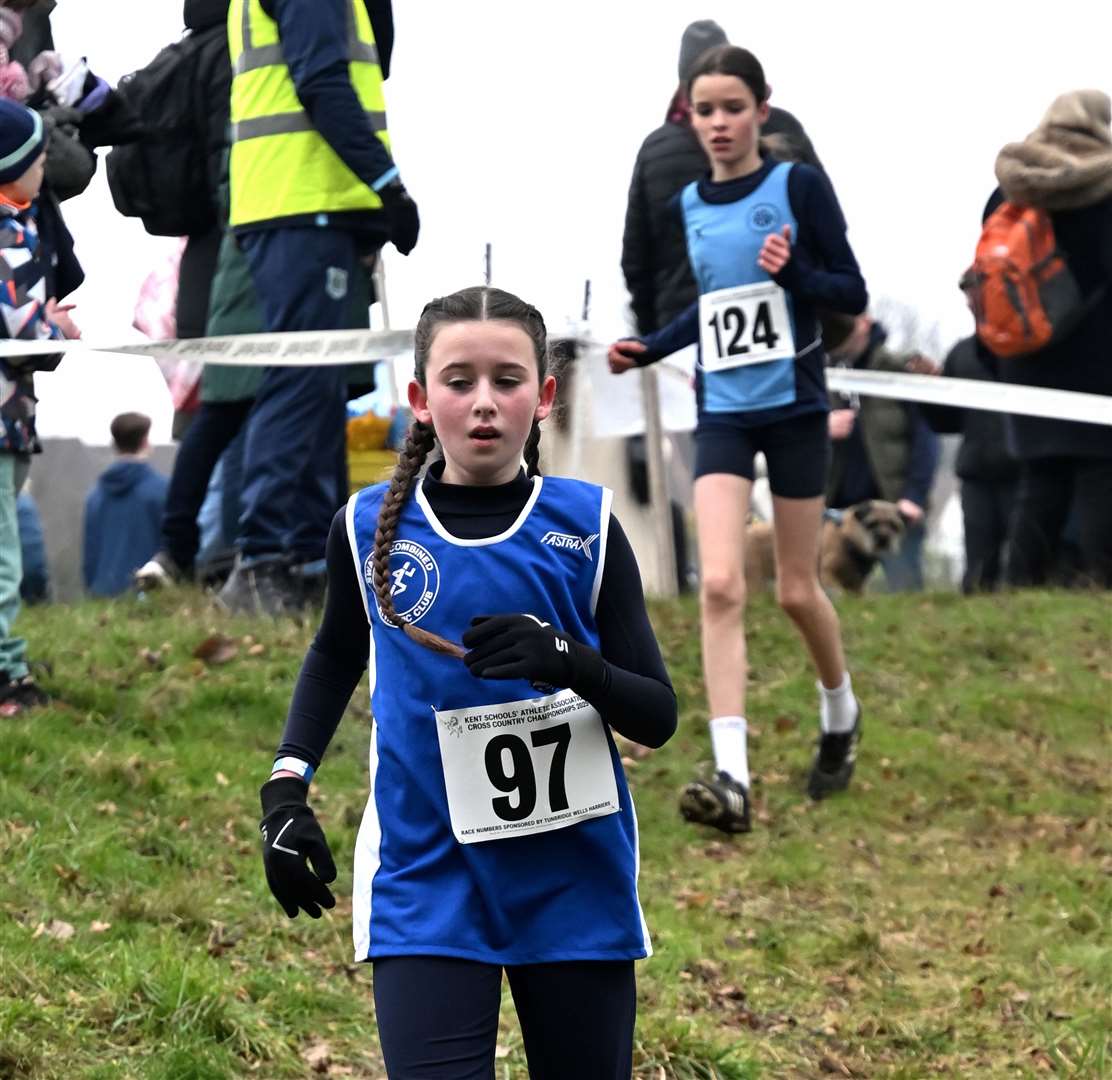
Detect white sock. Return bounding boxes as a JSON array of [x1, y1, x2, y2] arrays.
[[818, 673, 858, 734], [710, 716, 750, 789]]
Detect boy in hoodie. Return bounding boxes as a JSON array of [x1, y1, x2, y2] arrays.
[[0, 97, 78, 713], [82, 413, 168, 597]]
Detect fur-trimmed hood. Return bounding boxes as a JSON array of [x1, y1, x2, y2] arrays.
[[995, 89, 1112, 210]]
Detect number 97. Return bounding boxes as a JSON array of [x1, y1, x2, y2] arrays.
[[484, 724, 571, 822]]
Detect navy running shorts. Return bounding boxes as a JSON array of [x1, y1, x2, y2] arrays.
[[693, 409, 830, 498]]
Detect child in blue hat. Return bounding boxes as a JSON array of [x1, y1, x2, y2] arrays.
[[0, 97, 79, 713]]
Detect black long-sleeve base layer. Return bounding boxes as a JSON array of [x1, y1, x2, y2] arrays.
[[275, 467, 677, 770]]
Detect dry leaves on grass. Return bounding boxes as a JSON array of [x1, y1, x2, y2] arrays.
[[302, 1041, 332, 1073], [193, 633, 239, 666], [819, 1054, 860, 1077], [32, 919, 75, 942]]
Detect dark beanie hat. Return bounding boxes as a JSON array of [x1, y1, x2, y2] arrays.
[[678, 19, 729, 83], [0, 100, 45, 185]]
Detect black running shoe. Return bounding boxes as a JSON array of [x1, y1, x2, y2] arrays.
[[807, 711, 862, 801], [680, 771, 752, 834], [0, 675, 50, 712]]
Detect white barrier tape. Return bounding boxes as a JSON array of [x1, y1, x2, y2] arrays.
[[5, 329, 1109, 427], [0, 328, 416, 366], [827, 368, 1112, 427], [576, 336, 1112, 429]]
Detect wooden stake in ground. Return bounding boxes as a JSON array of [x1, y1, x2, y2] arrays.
[[639, 366, 677, 599]]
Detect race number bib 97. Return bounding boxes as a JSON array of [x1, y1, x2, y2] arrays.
[[435, 689, 620, 845], [699, 281, 796, 372]]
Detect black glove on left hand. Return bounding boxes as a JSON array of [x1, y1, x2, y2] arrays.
[[462, 614, 603, 691], [378, 178, 420, 256]]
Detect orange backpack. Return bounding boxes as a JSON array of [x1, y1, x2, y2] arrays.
[[962, 202, 1085, 359]]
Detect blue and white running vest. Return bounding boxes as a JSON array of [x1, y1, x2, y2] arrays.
[[344, 475, 650, 965], [682, 161, 818, 414]]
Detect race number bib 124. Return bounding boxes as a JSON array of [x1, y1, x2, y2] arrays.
[[699, 281, 796, 372], [435, 688, 620, 845]]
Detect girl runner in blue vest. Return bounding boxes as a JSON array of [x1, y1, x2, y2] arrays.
[[608, 45, 868, 834], [259, 286, 677, 1078]]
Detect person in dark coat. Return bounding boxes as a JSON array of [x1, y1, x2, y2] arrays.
[[917, 335, 1020, 592], [82, 414, 168, 598], [621, 19, 822, 336], [176, 0, 234, 342], [826, 318, 940, 592], [987, 90, 1112, 587], [4, 0, 52, 67]]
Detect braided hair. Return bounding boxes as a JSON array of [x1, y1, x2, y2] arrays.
[[372, 286, 551, 656]]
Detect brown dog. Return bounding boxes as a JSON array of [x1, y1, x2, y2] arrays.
[[744, 500, 905, 595]]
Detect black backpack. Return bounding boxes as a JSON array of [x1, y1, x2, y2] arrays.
[[106, 32, 218, 237]]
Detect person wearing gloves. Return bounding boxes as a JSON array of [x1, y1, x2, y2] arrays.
[[218, 0, 419, 615], [258, 286, 676, 1076]]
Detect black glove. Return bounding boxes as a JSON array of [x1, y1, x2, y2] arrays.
[[462, 614, 603, 692], [259, 776, 337, 919], [378, 178, 420, 256]]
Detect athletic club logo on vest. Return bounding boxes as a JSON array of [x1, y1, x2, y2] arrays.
[[364, 539, 440, 624], [540, 530, 599, 561], [748, 202, 780, 232]]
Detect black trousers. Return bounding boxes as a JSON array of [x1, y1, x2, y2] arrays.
[[161, 399, 254, 571], [1006, 456, 1112, 587], [372, 956, 636, 1079], [961, 477, 1017, 593]]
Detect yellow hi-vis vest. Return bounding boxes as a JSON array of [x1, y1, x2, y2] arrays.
[[228, 0, 391, 228]]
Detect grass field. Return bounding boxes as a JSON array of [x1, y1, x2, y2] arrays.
[[0, 589, 1108, 1079]]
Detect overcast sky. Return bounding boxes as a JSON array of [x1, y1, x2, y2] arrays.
[[41, 0, 1112, 442]]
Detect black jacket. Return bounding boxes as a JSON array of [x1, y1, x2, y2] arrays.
[[919, 336, 1019, 483], [983, 190, 1112, 461], [10, 1, 54, 67], [621, 107, 821, 335], [185, 0, 234, 206], [38, 189, 83, 301], [175, 0, 235, 338]]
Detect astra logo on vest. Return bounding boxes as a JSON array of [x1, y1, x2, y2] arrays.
[[364, 540, 440, 625], [540, 531, 600, 561]]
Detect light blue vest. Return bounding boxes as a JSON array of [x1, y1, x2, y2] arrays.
[[344, 475, 650, 965], [682, 161, 807, 413]]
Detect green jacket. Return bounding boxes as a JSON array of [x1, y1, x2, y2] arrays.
[[200, 230, 376, 403], [826, 344, 921, 506]]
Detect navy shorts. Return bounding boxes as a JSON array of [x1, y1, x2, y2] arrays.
[[693, 409, 830, 498]]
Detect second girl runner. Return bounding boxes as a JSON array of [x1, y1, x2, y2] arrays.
[[609, 45, 868, 834]]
